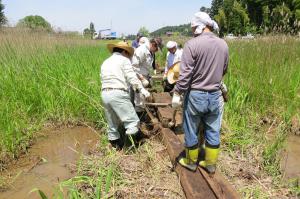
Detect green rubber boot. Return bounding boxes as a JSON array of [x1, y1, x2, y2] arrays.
[[199, 146, 220, 174], [178, 146, 199, 171]]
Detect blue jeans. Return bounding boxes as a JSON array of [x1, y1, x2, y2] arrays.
[[102, 90, 140, 141], [183, 90, 224, 148]]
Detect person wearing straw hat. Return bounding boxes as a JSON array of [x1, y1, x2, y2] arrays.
[[163, 41, 182, 92], [132, 37, 163, 113], [172, 12, 229, 173], [164, 61, 181, 92], [100, 41, 150, 149]]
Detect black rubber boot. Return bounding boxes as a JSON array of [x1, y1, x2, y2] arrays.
[[109, 139, 124, 151]]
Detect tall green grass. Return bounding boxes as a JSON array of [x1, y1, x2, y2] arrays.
[[223, 36, 300, 174], [0, 29, 109, 161]]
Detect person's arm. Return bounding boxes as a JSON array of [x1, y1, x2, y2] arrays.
[[121, 58, 143, 91], [131, 47, 144, 80], [163, 52, 169, 76], [223, 45, 229, 76], [174, 42, 195, 95]]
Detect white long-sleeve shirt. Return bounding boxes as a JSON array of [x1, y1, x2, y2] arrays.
[[164, 49, 183, 75], [100, 52, 143, 91], [132, 43, 154, 77]]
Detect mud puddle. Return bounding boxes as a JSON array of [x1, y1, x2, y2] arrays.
[[281, 135, 300, 180], [0, 127, 99, 199]]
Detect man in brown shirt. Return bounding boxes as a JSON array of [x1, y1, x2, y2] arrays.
[[172, 12, 229, 173]]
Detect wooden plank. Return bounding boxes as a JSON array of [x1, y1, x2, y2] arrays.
[[161, 128, 240, 199], [161, 128, 217, 199], [152, 92, 172, 104]]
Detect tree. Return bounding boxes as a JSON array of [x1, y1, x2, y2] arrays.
[[83, 28, 91, 38], [0, 0, 7, 26], [200, 6, 211, 14], [138, 26, 150, 37], [89, 22, 96, 39], [271, 3, 293, 33], [216, 0, 249, 35], [210, 0, 223, 18], [17, 15, 52, 31]]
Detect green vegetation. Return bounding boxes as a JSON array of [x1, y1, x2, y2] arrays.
[[224, 36, 300, 168], [151, 24, 192, 37], [83, 22, 96, 39], [212, 0, 300, 35], [138, 26, 150, 37], [0, 29, 108, 162], [152, 0, 300, 37], [17, 15, 52, 31], [0, 0, 6, 26], [1, 28, 300, 197]]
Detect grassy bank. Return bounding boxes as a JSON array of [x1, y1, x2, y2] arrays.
[[0, 29, 109, 163]]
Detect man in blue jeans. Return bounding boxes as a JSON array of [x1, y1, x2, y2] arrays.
[[172, 12, 229, 173]]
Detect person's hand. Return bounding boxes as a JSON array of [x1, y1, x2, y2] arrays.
[[141, 78, 149, 87], [153, 69, 157, 75], [140, 88, 150, 98], [172, 92, 182, 108]]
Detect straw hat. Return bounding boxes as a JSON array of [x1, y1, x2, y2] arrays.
[[107, 41, 134, 57], [167, 61, 181, 84]]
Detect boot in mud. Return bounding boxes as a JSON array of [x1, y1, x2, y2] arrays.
[[109, 139, 124, 151], [125, 131, 147, 148]]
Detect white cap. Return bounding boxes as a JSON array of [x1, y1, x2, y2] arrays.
[[166, 41, 177, 49]]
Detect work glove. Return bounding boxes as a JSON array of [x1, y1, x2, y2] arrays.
[[140, 88, 151, 98], [141, 78, 149, 87], [172, 92, 182, 108], [220, 81, 229, 102]]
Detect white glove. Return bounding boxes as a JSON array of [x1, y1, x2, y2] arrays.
[[140, 88, 150, 98], [154, 69, 157, 75], [141, 78, 149, 87], [172, 92, 182, 108]]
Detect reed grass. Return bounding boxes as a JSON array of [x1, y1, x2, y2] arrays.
[[0, 29, 109, 161]]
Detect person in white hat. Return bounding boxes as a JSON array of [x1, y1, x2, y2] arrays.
[[101, 41, 150, 149], [132, 37, 162, 113], [163, 41, 182, 92], [172, 12, 229, 173]]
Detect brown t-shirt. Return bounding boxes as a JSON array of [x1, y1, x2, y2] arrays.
[[175, 32, 229, 94]]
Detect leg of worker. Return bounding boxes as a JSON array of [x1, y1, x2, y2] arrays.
[[179, 91, 207, 171], [200, 91, 223, 173], [109, 90, 140, 136], [101, 91, 121, 141]]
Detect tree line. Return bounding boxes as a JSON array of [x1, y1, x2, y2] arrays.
[[210, 0, 300, 36]]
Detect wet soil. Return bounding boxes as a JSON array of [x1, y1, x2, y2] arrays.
[[281, 135, 300, 180], [0, 127, 99, 199]]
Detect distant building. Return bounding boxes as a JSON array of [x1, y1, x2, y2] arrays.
[[166, 32, 173, 37]]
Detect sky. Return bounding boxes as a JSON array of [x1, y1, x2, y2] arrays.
[[3, 0, 211, 36]]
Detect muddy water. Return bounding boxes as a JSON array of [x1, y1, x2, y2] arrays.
[[281, 135, 300, 180], [0, 127, 100, 199]]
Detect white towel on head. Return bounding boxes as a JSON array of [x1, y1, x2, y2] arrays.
[[138, 37, 150, 50], [191, 12, 219, 34]]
